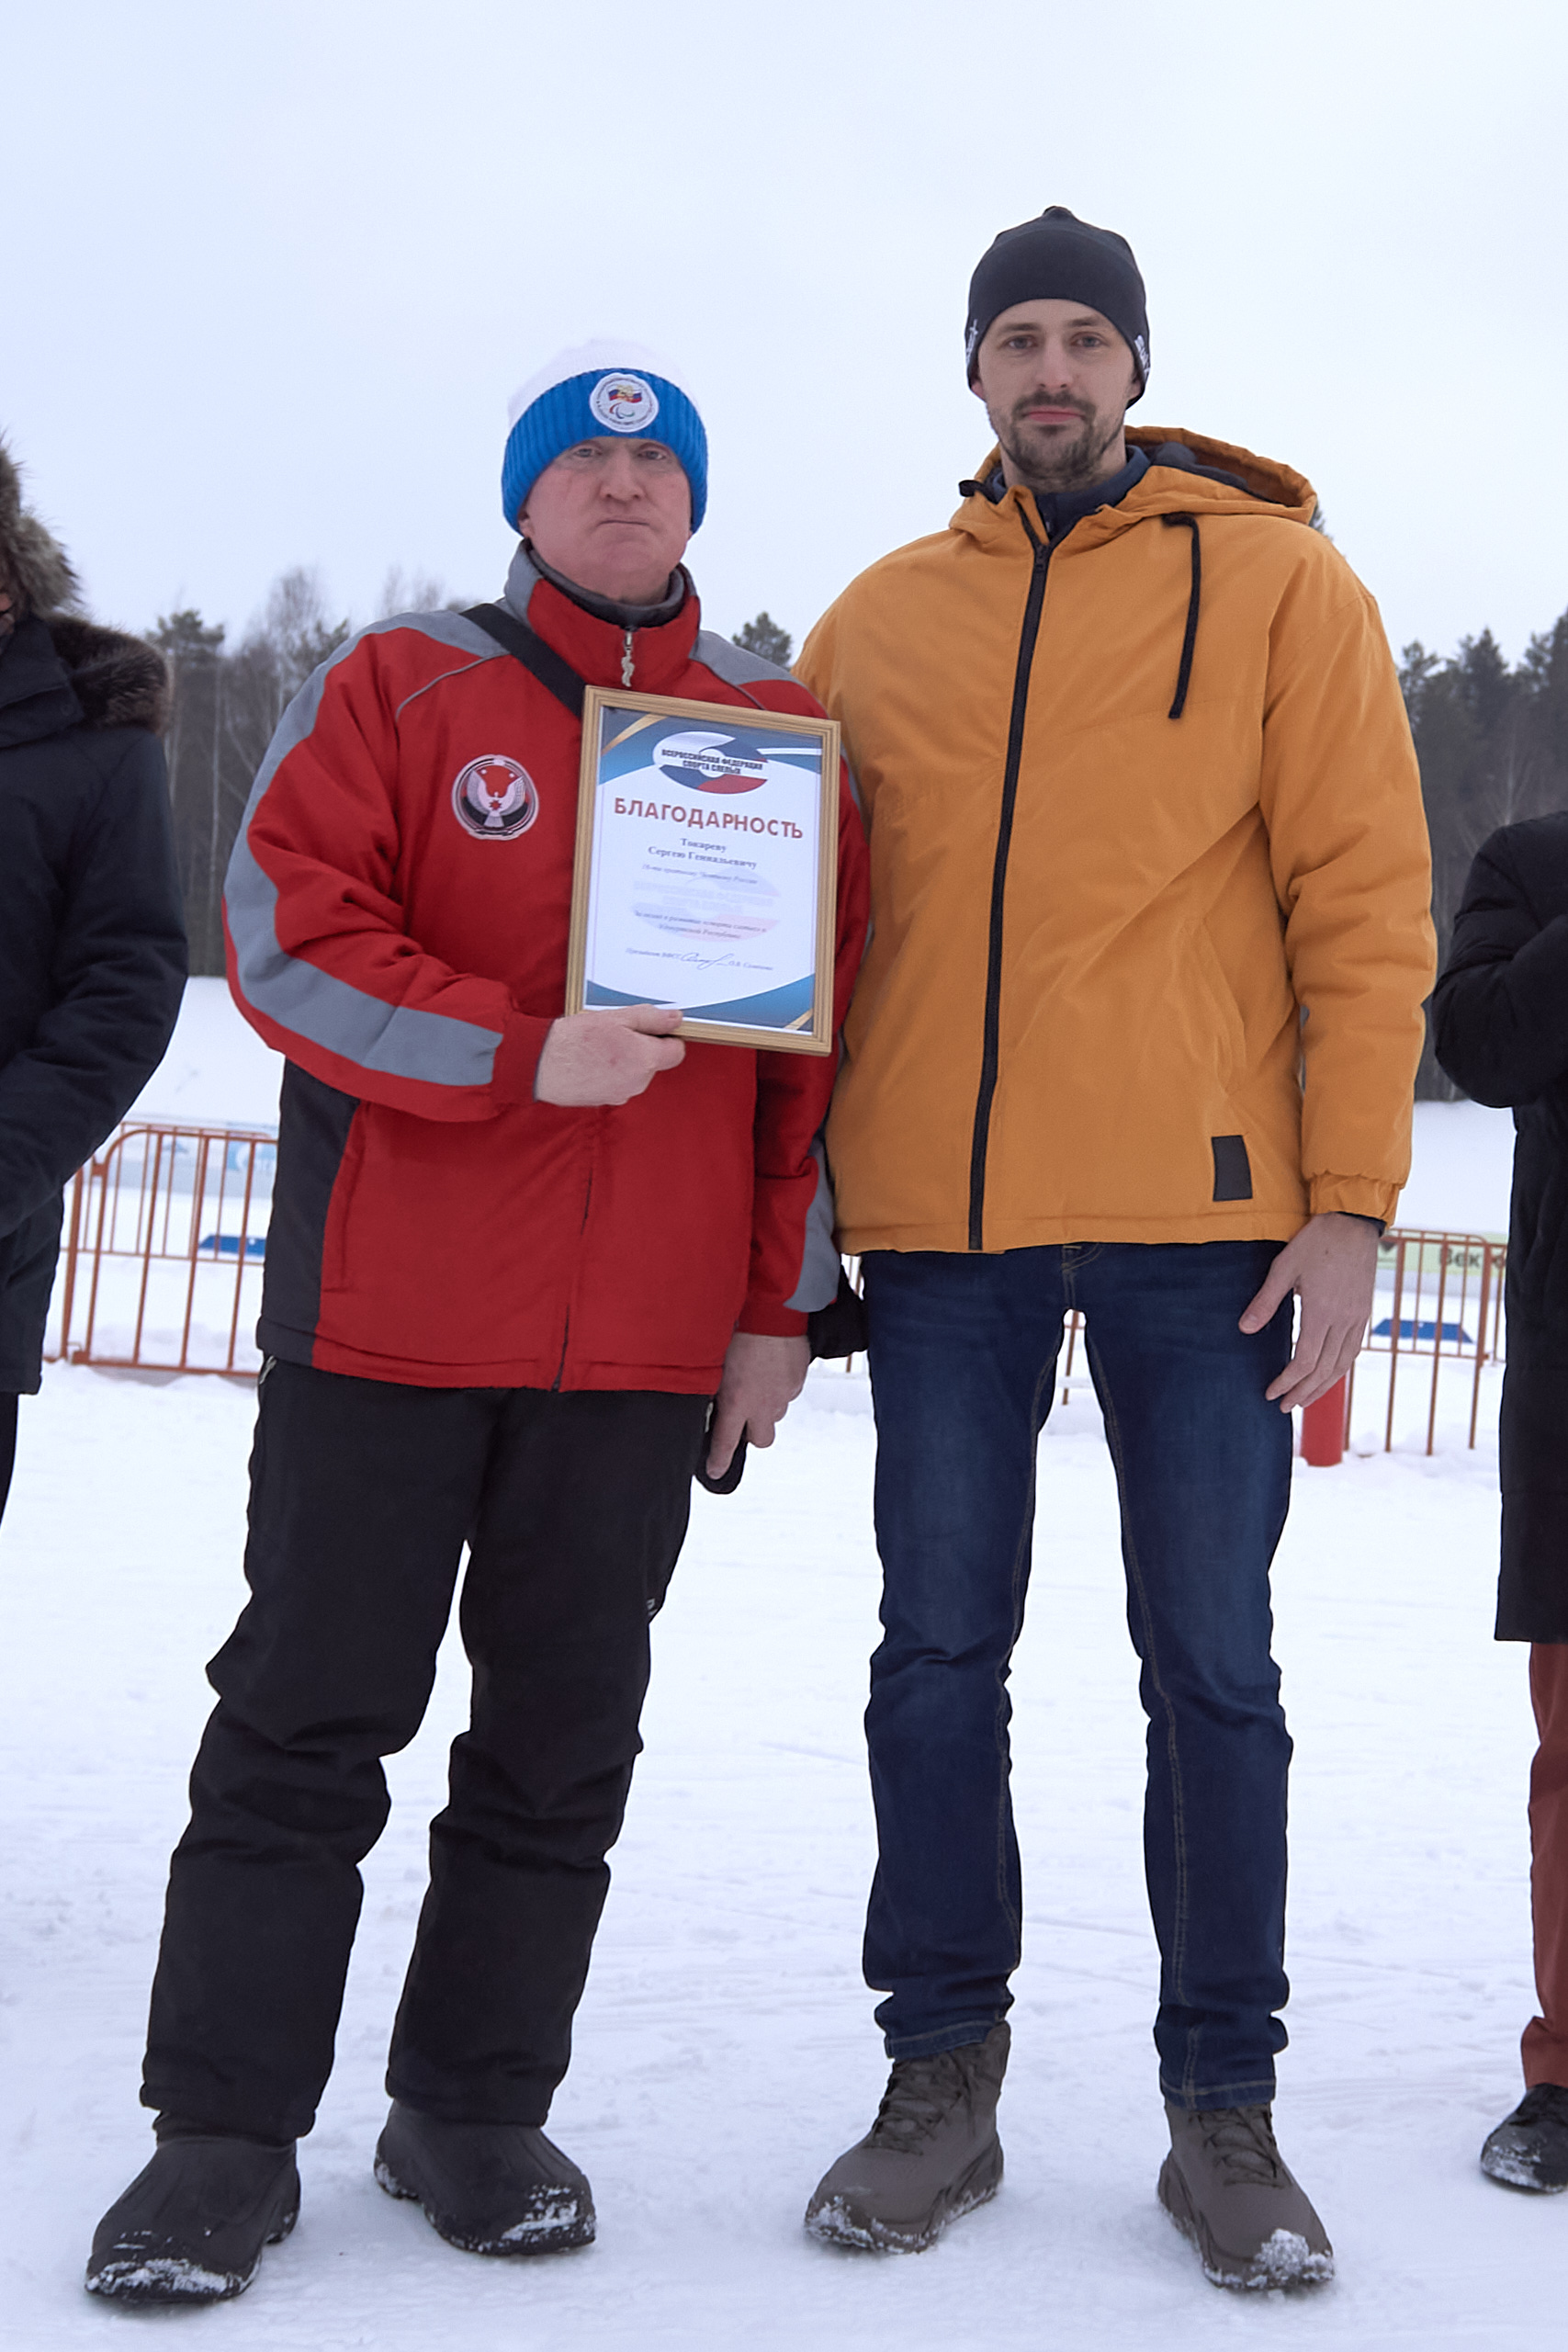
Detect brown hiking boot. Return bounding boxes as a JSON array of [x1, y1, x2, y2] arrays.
[[1158, 2102, 1333, 2290], [805, 2024, 1009, 2254]]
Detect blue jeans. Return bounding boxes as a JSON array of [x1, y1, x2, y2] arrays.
[[861, 1244, 1294, 2111]]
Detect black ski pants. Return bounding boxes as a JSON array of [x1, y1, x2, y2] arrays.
[[142, 1359, 708, 2143]]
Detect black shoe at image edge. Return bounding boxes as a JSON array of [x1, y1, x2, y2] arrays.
[[1480, 2083, 1568, 2193]]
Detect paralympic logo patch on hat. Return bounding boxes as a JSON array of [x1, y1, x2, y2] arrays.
[[452, 754, 539, 840], [588, 372, 660, 433]]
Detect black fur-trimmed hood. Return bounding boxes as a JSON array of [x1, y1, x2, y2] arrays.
[[41, 613, 170, 732], [0, 440, 168, 733], [0, 438, 79, 617]]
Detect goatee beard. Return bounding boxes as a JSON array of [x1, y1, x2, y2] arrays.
[[999, 404, 1122, 496]]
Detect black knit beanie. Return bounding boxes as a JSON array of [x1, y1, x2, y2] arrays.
[[964, 206, 1149, 398]]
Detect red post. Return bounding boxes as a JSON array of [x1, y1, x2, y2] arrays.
[[1300, 1374, 1348, 1467]]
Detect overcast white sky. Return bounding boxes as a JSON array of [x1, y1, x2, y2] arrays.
[[6, 0, 1565, 664]]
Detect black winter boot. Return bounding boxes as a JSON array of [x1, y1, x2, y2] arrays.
[[85, 2132, 299, 2304], [374, 2100, 595, 2256], [1480, 2084, 1568, 2191]]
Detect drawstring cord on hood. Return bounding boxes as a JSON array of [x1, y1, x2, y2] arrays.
[[1163, 513, 1201, 719], [988, 478, 1206, 721]]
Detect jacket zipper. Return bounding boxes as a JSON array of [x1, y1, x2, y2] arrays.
[[966, 508, 1052, 1251], [621, 628, 635, 686], [551, 1158, 597, 1390]]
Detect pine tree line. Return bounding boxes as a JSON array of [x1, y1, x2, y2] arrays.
[[152, 570, 354, 976]]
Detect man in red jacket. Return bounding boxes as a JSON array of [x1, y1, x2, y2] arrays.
[[87, 343, 868, 2307]]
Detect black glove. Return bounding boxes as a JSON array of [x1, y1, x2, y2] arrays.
[[807, 1265, 869, 1360], [694, 1425, 748, 1496]]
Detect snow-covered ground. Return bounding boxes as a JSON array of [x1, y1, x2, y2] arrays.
[[2, 987, 1553, 2349]]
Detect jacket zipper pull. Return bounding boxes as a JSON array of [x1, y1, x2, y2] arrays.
[[621, 628, 635, 687]]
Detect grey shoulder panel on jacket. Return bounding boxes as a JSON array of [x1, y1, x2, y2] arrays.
[[222, 607, 510, 1094], [239, 609, 504, 825], [693, 631, 797, 690], [370, 607, 512, 664]]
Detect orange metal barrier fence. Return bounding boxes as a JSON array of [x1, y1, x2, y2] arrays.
[[1348, 1227, 1506, 1454], [1058, 1228, 1506, 1457], [49, 1121, 276, 1376]]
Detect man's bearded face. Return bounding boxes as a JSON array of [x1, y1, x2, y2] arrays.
[[972, 301, 1140, 497]]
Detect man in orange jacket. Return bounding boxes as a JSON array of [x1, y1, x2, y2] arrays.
[[797, 209, 1434, 2287]]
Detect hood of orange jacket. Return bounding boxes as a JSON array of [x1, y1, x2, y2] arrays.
[[797, 427, 1436, 1254]]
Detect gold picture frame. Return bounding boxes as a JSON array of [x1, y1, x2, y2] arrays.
[[565, 686, 840, 1055]]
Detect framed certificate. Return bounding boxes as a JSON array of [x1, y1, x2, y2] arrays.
[[565, 687, 840, 1054]]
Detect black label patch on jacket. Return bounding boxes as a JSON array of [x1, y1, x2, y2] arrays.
[[1211, 1134, 1253, 1202]]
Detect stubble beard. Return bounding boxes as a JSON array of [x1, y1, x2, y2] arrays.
[[996, 398, 1124, 497]]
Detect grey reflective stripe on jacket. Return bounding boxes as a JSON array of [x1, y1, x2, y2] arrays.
[[223, 609, 512, 1088], [785, 1135, 841, 1313]]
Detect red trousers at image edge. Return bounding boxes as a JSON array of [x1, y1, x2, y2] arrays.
[[1523, 1642, 1568, 2089]]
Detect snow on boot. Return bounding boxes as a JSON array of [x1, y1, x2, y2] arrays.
[[1158, 2102, 1333, 2290], [1480, 2084, 1568, 2192], [374, 2100, 594, 2256], [85, 2134, 299, 2304], [805, 2023, 1009, 2254]]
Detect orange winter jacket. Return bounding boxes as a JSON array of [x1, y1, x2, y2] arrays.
[[796, 429, 1436, 1254]]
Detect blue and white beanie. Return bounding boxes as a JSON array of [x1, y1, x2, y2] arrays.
[[502, 341, 708, 533]]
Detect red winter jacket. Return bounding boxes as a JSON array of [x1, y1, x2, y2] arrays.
[[223, 550, 869, 1392]]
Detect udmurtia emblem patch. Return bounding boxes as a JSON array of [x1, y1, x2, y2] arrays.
[[452, 754, 539, 840]]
